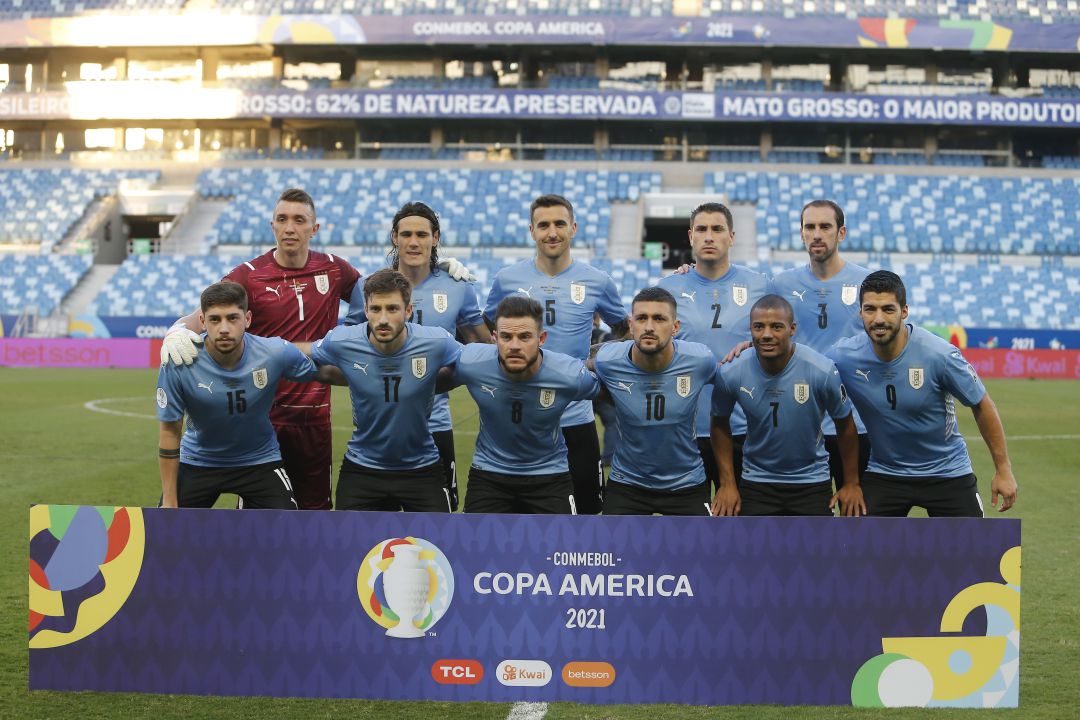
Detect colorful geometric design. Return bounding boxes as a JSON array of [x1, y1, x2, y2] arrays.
[[356, 536, 454, 634], [851, 546, 1020, 708], [939, 20, 1013, 51], [29, 505, 145, 649], [857, 18, 917, 48]]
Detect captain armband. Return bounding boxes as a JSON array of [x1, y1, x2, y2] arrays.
[[158, 447, 181, 459]]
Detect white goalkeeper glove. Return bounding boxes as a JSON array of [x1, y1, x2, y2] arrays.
[[160, 326, 203, 366], [438, 256, 477, 283]]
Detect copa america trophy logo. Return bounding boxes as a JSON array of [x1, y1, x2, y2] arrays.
[[357, 537, 455, 639]]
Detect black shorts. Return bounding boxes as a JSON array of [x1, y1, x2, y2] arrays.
[[603, 480, 711, 516], [432, 429, 459, 512], [738, 480, 834, 517], [563, 421, 603, 515], [823, 433, 871, 490], [336, 457, 451, 513], [698, 434, 745, 492], [464, 467, 576, 515], [862, 471, 984, 518], [175, 461, 297, 510]]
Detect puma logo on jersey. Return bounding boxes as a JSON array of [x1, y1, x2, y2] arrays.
[[352, 362, 368, 375], [480, 385, 497, 397], [739, 386, 755, 399], [265, 286, 282, 297], [681, 291, 697, 303], [791, 290, 807, 302], [614, 381, 634, 394], [855, 369, 871, 382], [516, 287, 533, 298], [197, 381, 214, 394]]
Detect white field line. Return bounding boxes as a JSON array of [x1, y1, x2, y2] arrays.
[[506, 702, 548, 720]]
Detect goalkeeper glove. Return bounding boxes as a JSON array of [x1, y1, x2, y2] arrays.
[[160, 326, 203, 366], [438, 257, 477, 283]]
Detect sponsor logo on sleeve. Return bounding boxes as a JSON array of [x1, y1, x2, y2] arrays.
[[155, 388, 167, 408]]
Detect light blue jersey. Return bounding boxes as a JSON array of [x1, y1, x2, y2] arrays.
[[712, 344, 851, 485], [311, 322, 463, 471], [484, 259, 627, 427], [771, 261, 870, 435], [827, 325, 987, 477], [346, 270, 483, 433], [594, 340, 717, 492], [658, 266, 772, 436], [452, 344, 600, 475], [156, 334, 318, 467]]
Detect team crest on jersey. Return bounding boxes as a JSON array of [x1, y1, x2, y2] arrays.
[[411, 357, 428, 379], [676, 375, 692, 397], [252, 368, 268, 389], [732, 285, 748, 307], [314, 274, 330, 295], [432, 292, 448, 313], [909, 367, 925, 390], [539, 388, 557, 408], [794, 382, 810, 404], [842, 284, 858, 305], [570, 282, 587, 305]]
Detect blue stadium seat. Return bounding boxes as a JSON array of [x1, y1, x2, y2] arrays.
[[0, 254, 92, 315]]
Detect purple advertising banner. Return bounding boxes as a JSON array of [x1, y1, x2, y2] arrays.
[[29, 507, 1021, 707], [1, 87, 1077, 128], [0, 13, 1076, 53], [0, 338, 156, 368]]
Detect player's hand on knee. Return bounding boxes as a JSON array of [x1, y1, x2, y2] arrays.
[[831, 485, 867, 517], [438, 257, 477, 283], [161, 326, 203, 366]]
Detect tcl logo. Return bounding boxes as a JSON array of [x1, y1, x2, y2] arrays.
[[431, 659, 484, 685]]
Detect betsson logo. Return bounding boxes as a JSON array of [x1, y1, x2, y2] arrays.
[[431, 659, 484, 685], [562, 661, 616, 688]]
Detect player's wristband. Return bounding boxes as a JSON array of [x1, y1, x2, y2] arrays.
[[158, 447, 180, 459]]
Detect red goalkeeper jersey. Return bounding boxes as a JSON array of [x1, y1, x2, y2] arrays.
[[225, 250, 361, 425]]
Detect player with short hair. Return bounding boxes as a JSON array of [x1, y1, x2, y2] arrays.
[[306, 269, 463, 512], [826, 270, 1018, 516], [345, 201, 488, 511], [593, 287, 718, 516], [156, 281, 336, 509], [160, 188, 473, 510], [771, 199, 872, 492], [659, 202, 771, 491], [483, 193, 630, 514], [711, 295, 865, 517], [441, 296, 601, 514]]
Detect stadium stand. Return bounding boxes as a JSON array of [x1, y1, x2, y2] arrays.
[[0, 169, 160, 252], [197, 167, 661, 254], [0, 254, 92, 315], [709, 171, 1080, 255]]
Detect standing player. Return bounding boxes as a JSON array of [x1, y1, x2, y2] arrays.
[[345, 201, 488, 511], [771, 200, 872, 492], [307, 269, 463, 512], [659, 202, 771, 490], [710, 295, 865, 517], [826, 271, 1018, 516], [483, 194, 629, 514], [442, 297, 601, 514], [160, 188, 474, 510], [156, 282, 336, 509], [593, 287, 718, 516]]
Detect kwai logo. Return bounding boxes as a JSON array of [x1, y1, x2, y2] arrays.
[[357, 537, 455, 638]]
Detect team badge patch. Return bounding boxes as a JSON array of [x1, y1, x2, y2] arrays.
[[842, 284, 858, 306], [732, 285, 748, 307], [432, 292, 448, 313], [570, 282, 587, 305], [794, 383, 810, 404], [252, 368, 268, 389], [909, 367, 924, 390], [156, 388, 168, 409], [676, 375, 692, 397], [314, 274, 330, 295], [412, 357, 428, 379], [539, 388, 556, 408]]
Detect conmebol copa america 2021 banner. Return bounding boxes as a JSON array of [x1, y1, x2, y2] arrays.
[[31, 507, 1020, 707]]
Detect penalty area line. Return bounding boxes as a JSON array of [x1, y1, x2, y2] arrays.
[[84, 397, 156, 420], [507, 702, 548, 720]]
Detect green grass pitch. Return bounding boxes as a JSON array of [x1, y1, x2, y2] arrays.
[[3, 368, 1079, 719]]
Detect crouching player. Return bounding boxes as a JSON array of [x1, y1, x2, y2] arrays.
[[156, 282, 338, 508], [440, 297, 601, 514]]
